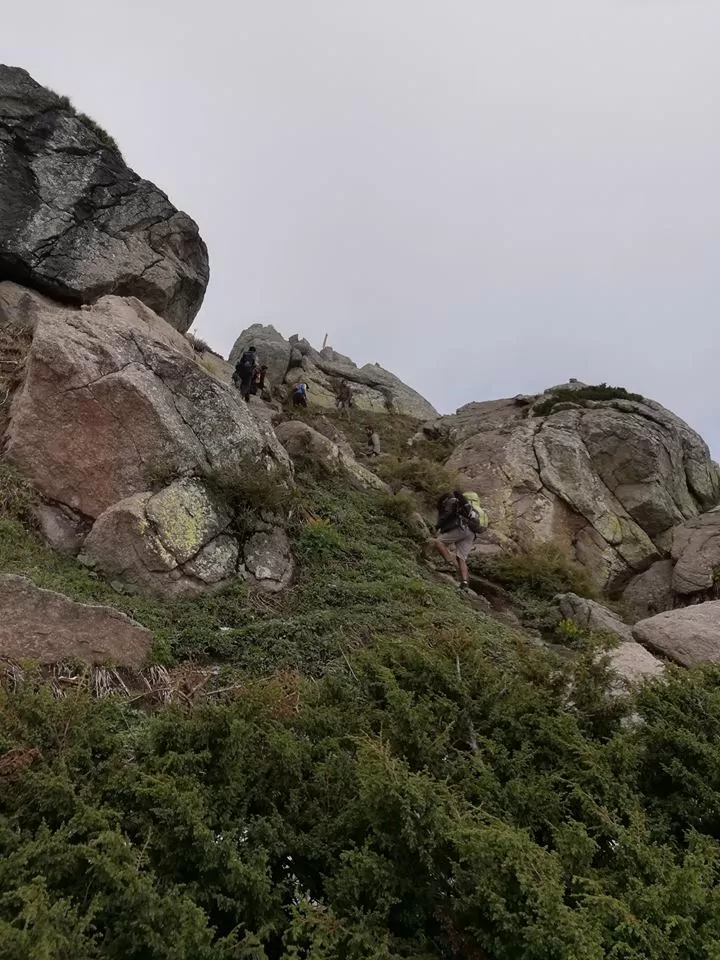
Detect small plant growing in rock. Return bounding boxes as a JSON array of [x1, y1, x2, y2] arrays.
[[555, 617, 586, 644]]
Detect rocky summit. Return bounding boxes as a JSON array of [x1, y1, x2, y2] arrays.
[[6, 70, 720, 960], [0, 65, 209, 331]]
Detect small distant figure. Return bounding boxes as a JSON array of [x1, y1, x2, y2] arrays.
[[428, 490, 480, 590], [336, 379, 353, 418], [366, 425, 381, 457], [234, 346, 257, 402], [292, 381, 309, 407]]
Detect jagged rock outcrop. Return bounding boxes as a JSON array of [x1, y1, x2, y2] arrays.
[[0, 66, 208, 331], [633, 602, 720, 667], [0, 574, 151, 668], [229, 324, 438, 419], [435, 384, 720, 588], [556, 592, 663, 685], [2, 283, 293, 596], [275, 420, 389, 491]]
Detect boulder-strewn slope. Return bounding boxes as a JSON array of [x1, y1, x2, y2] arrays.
[[0, 65, 209, 331], [431, 384, 720, 588], [230, 323, 438, 419], [2, 282, 293, 596]]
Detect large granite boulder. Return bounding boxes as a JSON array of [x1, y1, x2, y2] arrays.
[[0, 574, 151, 668], [274, 420, 389, 491], [437, 384, 720, 588], [0, 66, 208, 332], [4, 283, 289, 521], [670, 508, 720, 597], [622, 560, 675, 619], [633, 601, 720, 667], [2, 282, 293, 596], [228, 323, 292, 391]]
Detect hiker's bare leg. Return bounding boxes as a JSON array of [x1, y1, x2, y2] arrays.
[[433, 539, 453, 564], [457, 557, 469, 583]]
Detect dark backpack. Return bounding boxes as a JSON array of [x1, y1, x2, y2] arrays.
[[237, 351, 256, 374]]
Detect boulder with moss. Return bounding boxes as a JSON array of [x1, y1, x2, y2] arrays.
[[0, 65, 208, 332], [1, 282, 293, 596]]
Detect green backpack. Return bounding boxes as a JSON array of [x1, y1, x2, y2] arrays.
[[461, 491, 488, 534]]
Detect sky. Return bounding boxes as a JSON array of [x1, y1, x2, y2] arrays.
[[4, 1, 720, 451]]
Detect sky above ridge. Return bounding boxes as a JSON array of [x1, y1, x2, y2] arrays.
[[4, 1, 720, 452]]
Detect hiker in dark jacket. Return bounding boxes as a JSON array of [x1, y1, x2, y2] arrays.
[[429, 491, 475, 590], [234, 346, 257, 402]]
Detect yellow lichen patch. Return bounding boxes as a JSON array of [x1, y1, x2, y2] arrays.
[[146, 479, 226, 564]]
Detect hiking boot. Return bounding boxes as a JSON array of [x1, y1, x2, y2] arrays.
[[458, 581, 469, 591]]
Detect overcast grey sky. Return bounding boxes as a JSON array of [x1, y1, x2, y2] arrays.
[[5, 1, 720, 449]]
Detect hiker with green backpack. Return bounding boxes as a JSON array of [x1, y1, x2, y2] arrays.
[[430, 490, 488, 590]]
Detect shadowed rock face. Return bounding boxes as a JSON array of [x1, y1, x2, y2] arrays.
[[0, 65, 209, 332]]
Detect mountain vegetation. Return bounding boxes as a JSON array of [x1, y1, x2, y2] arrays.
[[3, 437, 720, 959]]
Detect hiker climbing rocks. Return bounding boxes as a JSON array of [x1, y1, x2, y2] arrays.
[[336, 379, 353, 417], [292, 381, 309, 407], [429, 490, 487, 590], [366, 425, 381, 457], [234, 346, 257, 401]]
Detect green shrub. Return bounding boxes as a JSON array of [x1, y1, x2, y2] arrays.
[[203, 461, 294, 517], [533, 383, 644, 417], [375, 455, 458, 502], [47, 89, 123, 159], [0, 462, 36, 525], [473, 544, 598, 600]]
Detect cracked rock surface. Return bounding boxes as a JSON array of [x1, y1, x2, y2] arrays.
[[0, 65, 208, 332], [3, 282, 294, 596], [437, 385, 720, 587]]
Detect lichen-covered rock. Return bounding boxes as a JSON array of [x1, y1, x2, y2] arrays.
[[438, 383, 720, 587], [243, 528, 294, 591], [0, 574, 151, 668], [0, 66, 208, 331], [145, 479, 230, 564], [3, 284, 290, 520]]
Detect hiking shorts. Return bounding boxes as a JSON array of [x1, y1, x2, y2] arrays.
[[436, 527, 475, 560]]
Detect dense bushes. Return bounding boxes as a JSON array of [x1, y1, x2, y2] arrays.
[[533, 383, 644, 417], [6, 459, 720, 955]]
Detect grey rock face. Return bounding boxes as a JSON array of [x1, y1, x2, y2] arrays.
[[3, 284, 290, 520], [671, 508, 720, 596], [633, 601, 720, 667], [0, 66, 208, 332], [556, 592, 663, 686], [439, 385, 720, 587], [229, 324, 438, 419], [622, 560, 675, 619]]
